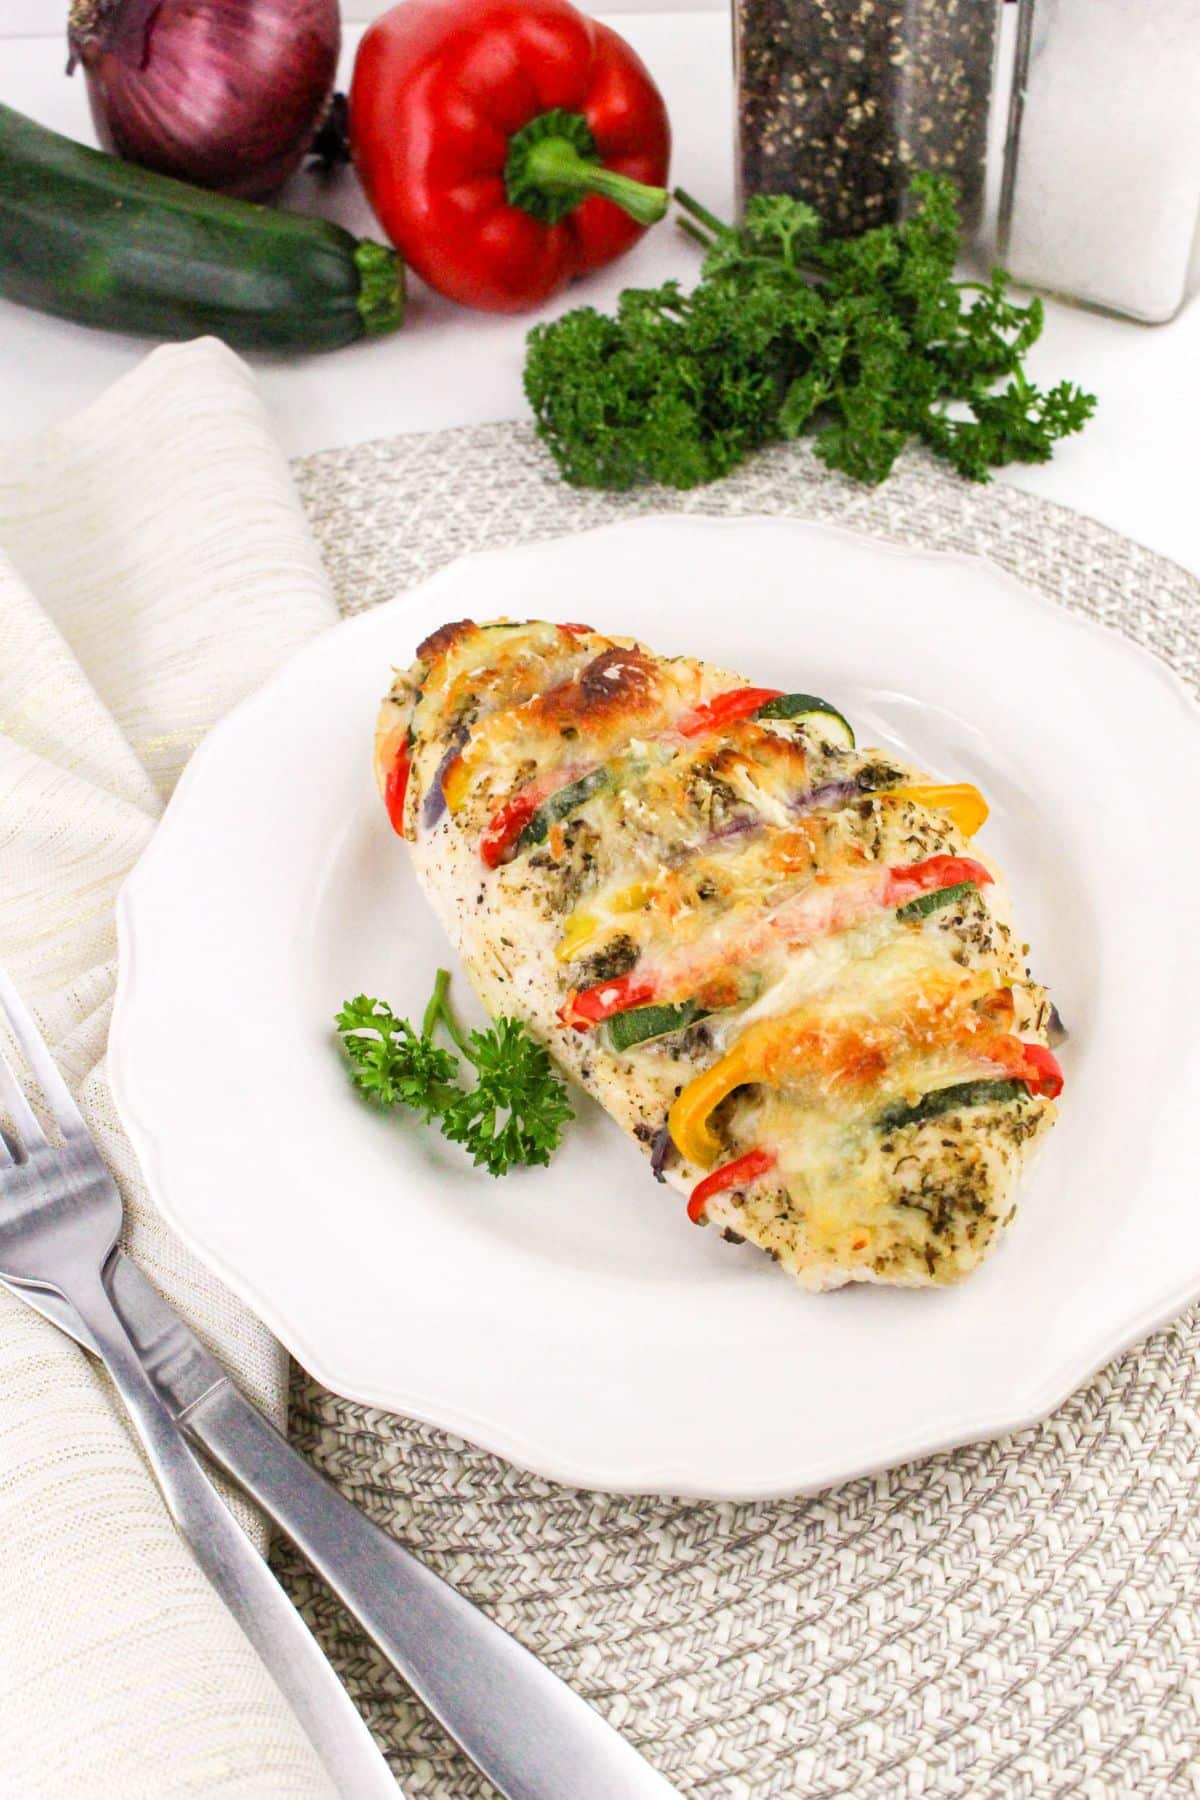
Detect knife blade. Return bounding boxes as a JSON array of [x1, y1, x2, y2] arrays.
[[18, 1249, 680, 1800]]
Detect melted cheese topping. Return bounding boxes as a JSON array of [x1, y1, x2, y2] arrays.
[[377, 620, 1057, 1290]]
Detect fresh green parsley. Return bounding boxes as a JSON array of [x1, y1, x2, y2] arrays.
[[335, 971, 573, 1178], [524, 174, 1096, 492]]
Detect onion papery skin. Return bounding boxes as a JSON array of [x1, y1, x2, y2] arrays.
[[68, 0, 341, 200]]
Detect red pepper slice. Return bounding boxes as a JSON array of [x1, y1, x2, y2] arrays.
[[483, 681, 776, 866], [559, 972, 660, 1029], [969, 1033, 1065, 1099], [882, 855, 993, 908], [384, 740, 412, 837], [564, 856, 996, 1033], [559, 622, 594, 635], [480, 765, 591, 867], [563, 854, 994, 1027], [674, 687, 784, 739], [481, 678, 779, 873], [479, 790, 543, 869], [1016, 1042, 1064, 1099], [687, 1148, 777, 1223]]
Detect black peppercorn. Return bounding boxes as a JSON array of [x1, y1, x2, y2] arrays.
[[735, 0, 998, 236]]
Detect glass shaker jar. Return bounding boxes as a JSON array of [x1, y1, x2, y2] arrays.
[[734, 0, 1002, 236], [998, 0, 1200, 323]]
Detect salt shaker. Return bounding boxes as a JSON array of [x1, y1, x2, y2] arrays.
[[999, 0, 1200, 322], [734, 0, 1002, 236]]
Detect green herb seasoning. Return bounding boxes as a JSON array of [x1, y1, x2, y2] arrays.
[[734, 0, 999, 238]]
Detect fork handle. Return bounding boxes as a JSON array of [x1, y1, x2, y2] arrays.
[[186, 1383, 681, 1800], [64, 1262, 398, 1800]]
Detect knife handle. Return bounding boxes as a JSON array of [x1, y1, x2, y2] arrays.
[[184, 1382, 678, 1800]]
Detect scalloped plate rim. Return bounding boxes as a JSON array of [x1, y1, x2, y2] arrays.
[[110, 513, 1200, 1498]]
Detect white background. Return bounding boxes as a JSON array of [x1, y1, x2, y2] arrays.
[[1, 3, 1197, 573]]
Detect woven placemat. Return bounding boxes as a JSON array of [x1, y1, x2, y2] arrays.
[[276, 425, 1200, 1798]]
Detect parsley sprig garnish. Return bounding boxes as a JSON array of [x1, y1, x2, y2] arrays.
[[524, 173, 1096, 491], [336, 970, 573, 1177]]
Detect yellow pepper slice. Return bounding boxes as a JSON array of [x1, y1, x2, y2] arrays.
[[441, 751, 472, 814], [555, 911, 601, 964], [669, 965, 1000, 1168], [554, 881, 652, 963], [669, 1039, 759, 1168], [887, 782, 989, 837], [668, 1012, 808, 1167]]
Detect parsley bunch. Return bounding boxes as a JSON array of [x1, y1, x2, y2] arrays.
[[524, 174, 1095, 491], [336, 971, 573, 1178]]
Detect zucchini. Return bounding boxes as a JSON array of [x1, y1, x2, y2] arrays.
[[895, 880, 977, 921], [0, 103, 403, 352], [876, 1078, 1027, 1132], [607, 1000, 709, 1051], [755, 692, 855, 747], [517, 767, 611, 851]]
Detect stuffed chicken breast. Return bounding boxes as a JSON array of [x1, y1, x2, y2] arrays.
[[376, 618, 1061, 1290]]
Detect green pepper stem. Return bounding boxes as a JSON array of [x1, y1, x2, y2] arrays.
[[677, 217, 712, 251], [672, 188, 728, 240], [505, 109, 668, 227], [523, 137, 668, 226]]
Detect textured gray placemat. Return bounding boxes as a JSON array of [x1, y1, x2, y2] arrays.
[[276, 424, 1200, 1798]]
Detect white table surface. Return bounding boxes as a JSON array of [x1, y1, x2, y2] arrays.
[[2, 15, 1197, 574]]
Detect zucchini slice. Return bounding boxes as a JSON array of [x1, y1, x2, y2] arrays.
[[755, 693, 855, 747], [895, 880, 978, 921], [607, 1000, 710, 1051], [516, 767, 611, 851], [876, 1078, 1027, 1132]]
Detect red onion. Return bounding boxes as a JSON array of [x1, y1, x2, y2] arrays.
[[792, 778, 862, 816], [422, 726, 470, 832], [649, 1123, 676, 1184], [67, 0, 341, 200]]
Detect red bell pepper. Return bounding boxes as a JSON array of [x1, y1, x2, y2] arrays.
[[687, 1148, 776, 1223], [479, 763, 589, 866], [349, 0, 672, 313], [674, 687, 784, 739], [881, 855, 993, 908], [479, 790, 542, 869], [981, 1037, 1064, 1099], [484, 680, 776, 867], [561, 853, 996, 1031], [1018, 1042, 1064, 1099], [1020, 1042, 1064, 1098], [559, 971, 659, 1028], [385, 740, 412, 836]]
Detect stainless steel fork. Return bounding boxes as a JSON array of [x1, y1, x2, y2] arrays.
[[0, 968, 398, 1800], [1, 968, 683, 1799]]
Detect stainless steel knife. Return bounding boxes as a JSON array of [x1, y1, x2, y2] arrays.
[[18, 1248, 680, 1800]]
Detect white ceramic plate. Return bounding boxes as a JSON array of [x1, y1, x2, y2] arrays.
[[111, 516, 1200, 1499]]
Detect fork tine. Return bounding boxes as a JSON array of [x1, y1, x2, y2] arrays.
[[0, 1036, 49, 1155], [0, 968, 86, 1141]]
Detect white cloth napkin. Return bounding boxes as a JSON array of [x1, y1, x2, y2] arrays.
[[0, 340, 340, 1797]]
